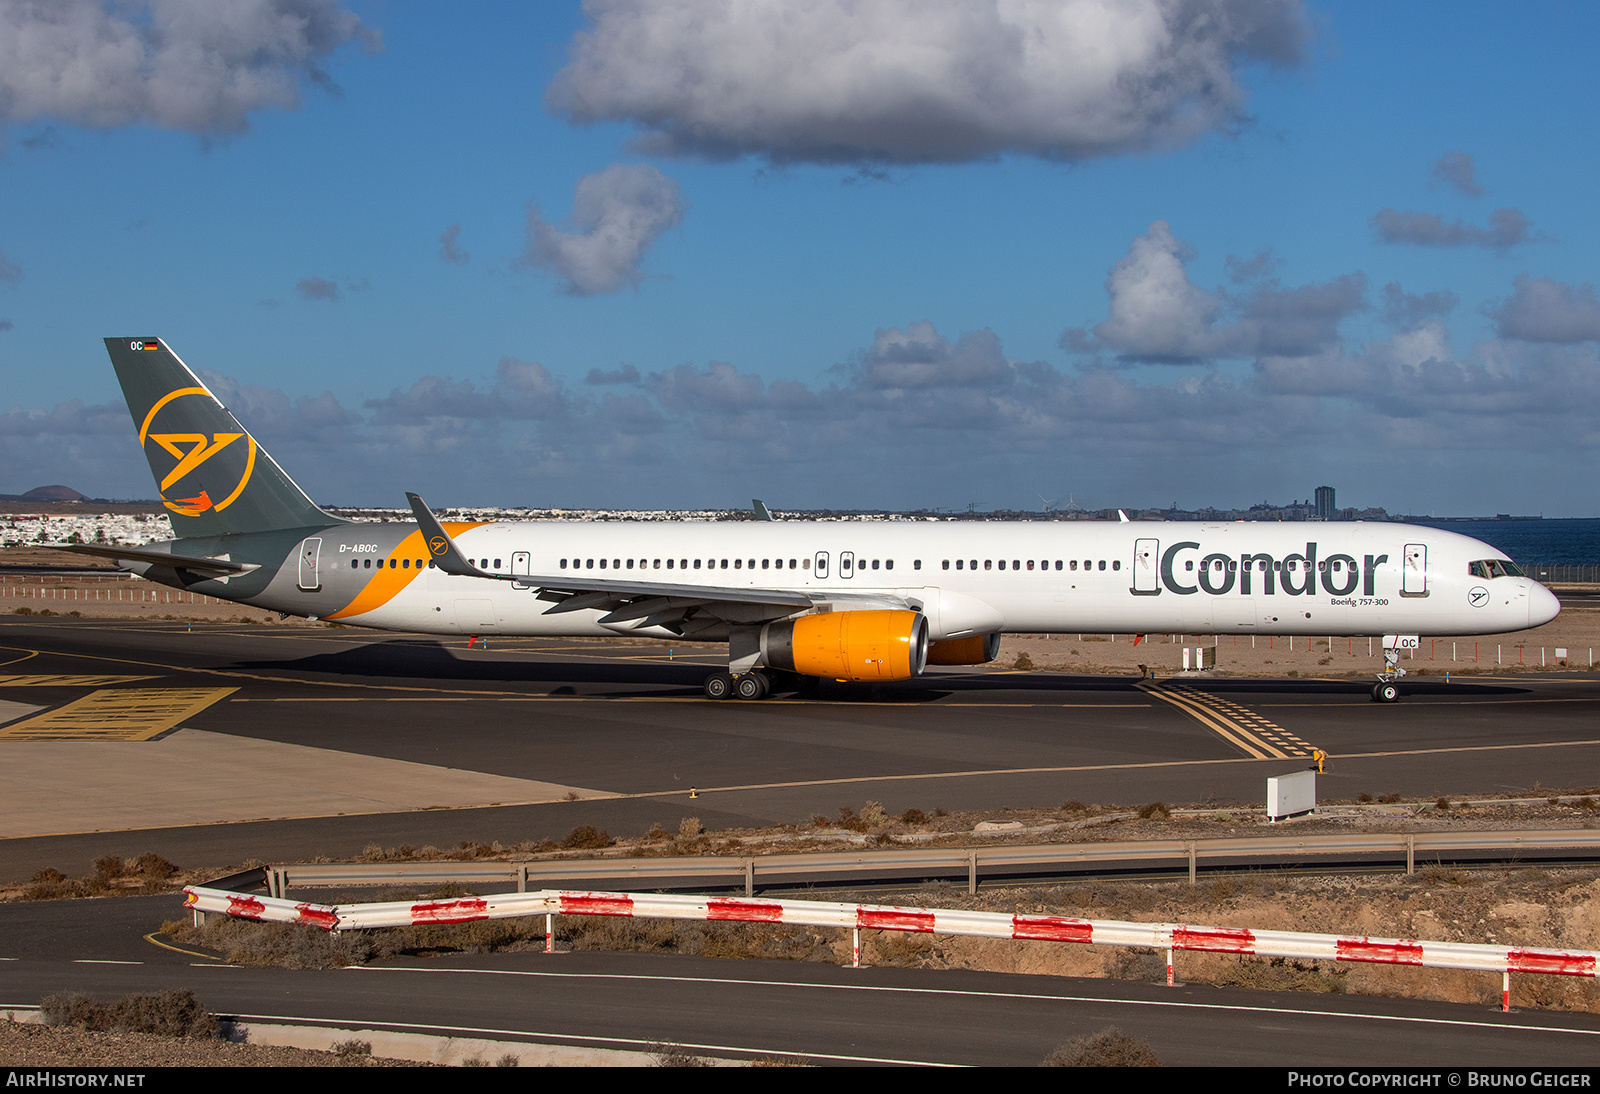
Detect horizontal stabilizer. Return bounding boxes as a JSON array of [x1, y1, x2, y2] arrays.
[[46, 542, 258, 578]]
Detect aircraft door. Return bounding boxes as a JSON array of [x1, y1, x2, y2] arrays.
[[297, 537, 322, 591], [512, 551, 530, 577], [814, 551, 829, 578], [1131, 538, 1159, 595], [1402, 543, 1428, 597], [840, 551, 855, 579]]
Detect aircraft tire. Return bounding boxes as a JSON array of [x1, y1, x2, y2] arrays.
[[1373, 682, 1400, 703], [703, 672, 735, 700], [734, 671, 770, 701]]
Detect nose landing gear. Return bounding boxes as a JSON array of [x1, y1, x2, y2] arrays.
[[1371, 644, 1407, 702]]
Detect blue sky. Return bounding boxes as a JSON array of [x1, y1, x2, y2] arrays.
[[2, 1, 1599, 515]]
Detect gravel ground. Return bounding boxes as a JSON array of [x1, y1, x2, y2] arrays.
[[0, 1019, 418, 1066]]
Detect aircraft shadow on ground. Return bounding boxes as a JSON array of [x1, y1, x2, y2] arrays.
[[1186, 677, 1532, 698], [223, 638, 1535, 703]]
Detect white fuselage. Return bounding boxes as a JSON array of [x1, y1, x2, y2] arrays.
[[314, 519, 1558, 641]]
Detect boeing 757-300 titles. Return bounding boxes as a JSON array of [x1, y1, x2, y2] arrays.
[[58, 338, 1561, 703]]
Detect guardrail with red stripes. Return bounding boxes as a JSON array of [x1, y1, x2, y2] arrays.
[[183, 884, 1597, 1012]]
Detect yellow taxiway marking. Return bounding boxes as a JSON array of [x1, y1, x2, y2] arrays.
[[144, 931, 219, 960], [0, 674, 158, 687], [1137, 681, 1319, 760], [0, 687, 238, 741]]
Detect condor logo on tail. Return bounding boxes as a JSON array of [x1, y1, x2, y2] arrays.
[[137, 387, 257, 518]]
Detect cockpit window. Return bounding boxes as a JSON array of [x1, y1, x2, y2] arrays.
[[1469, 559, 1524, 579]]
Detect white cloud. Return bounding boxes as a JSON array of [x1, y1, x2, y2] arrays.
[[547, 0, 1308, 165], [1430, 151, 1484, 197], [295, 276, 341, 302], [1487, 275, 1600, 344], [1371, 207, 1536, 250], [1063, 221, 1366, 361], [438, 223, 468, 264], [522, 163, 686, 296], [0, 0, 378, 137]]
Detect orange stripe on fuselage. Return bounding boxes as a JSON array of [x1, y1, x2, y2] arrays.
[[327, 522, 487, 620]]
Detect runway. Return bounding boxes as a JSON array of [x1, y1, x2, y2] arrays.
[[3, 617, 1600, 882]]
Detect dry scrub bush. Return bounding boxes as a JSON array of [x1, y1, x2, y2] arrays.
[[1041, 1026, 1161, 1067], [42, 990, 218, 1040]]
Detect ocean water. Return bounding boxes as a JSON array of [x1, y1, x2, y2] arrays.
[[1411, 519, 1600, 564]]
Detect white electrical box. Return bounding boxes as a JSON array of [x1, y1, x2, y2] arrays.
[[1267, 769, 1316, 822]]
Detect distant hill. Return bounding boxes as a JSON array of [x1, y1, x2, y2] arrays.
[[0, 485, 90, 503], [24, 485, 87, 502]]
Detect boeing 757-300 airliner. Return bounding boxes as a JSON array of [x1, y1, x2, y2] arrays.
[[58, 338, 1561, 703]]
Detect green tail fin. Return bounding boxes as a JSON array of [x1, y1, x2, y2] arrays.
[[104, 337, 343, 539]]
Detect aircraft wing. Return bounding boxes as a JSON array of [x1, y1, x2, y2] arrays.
[[405, 492, 912, 635]]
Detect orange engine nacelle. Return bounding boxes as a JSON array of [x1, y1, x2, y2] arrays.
[[925, 632, 1002, 666], [762, 610, 929, 681]]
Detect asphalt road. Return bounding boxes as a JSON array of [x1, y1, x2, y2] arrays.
[[2, 896, 1598, 1066], [2, 617, 1599, 883]]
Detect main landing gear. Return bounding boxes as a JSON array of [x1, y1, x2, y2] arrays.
[[702, 669, 809, 700], [1371, 646, 1406, 703], [705, 669, 771, 700]]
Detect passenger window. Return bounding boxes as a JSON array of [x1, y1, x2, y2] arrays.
[[666, 559, 674, 569], [998, 560, 1006, 571], [1113, 560, 1121, 571], [1055, 561, 1062, 570], [888, 560, 896, 570], [694, 559, 701, 569], [762, 559, 769, 569], [803, 557, 811, 570], [942, 560, 950, 570], [351, 560, 358, 569], [734, 559, 742, 569], [1185, 560, 1193, 571], [560, 559, 568, 569], [970, 560, 978, 570], [1013, 560, 1020, 570], [749, 559, 756, 569], [789, 559, 797, 568], [720, 559, 728, 569], [984, 560, 992, 571], [871, 559, 879, 570], [1027, 560, 1034, 570], [1098, 560, 1106, 571], [955, 560, 962, 570], [1070, 560, 1077, 571]]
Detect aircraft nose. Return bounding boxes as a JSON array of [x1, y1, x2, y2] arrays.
[[1529, 581, 1561, 628]]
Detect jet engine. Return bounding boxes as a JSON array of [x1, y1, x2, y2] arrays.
[[925, 632, 1002, 666], [761, 610, 928, 681]]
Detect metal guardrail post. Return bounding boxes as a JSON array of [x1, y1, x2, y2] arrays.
[[1188, 843, 1197, 885], [1407, 835, 1415, 875], [745, 859, 754, 898], [968, 850, 977, 895]]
